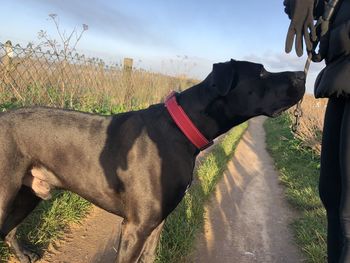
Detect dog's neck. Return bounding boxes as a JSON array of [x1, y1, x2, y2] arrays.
[[176, 82, 240, 142]]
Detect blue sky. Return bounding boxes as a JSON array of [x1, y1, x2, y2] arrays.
[[0, 0, 324, 92]]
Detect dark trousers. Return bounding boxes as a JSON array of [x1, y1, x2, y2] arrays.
[[319, 97, 350, 263]]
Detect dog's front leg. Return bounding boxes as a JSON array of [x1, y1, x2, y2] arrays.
[[116, 220, 161, 263], [139, 221, 164, 263]]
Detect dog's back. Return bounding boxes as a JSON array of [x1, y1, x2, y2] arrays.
[[0, 107, 140, 209]]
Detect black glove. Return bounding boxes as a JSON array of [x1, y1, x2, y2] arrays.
[[313, 0, 325, 19], [284, 0, 317, 57]]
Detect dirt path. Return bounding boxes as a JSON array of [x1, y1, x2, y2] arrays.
[[22, 116, 302, 263], [35, 207, 122, 263], [192, 116, 303, 263]]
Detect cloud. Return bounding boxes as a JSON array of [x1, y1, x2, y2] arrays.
[[243, 51, 324, 72], [243, 51, 325, 94], [26, 0, 172, 48], [133, 55, 214, 80], [144, 51, 326, 93]]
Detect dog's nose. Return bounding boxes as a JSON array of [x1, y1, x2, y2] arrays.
[[295, 71, 306, 80]]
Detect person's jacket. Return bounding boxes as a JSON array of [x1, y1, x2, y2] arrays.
[[314, 0, 350, 98]]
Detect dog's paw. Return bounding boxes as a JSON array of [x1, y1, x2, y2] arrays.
[[19, 248, 40, 263]]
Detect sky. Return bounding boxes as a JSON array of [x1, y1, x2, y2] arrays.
[[0, 0, 324, 93]]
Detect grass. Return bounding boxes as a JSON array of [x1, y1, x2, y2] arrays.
[[287, 94, 327, 154], [264, 113, 327, 263], [0, 48, 198, 109], [155, 122, 248, 263], [0, 192, 90, 262]]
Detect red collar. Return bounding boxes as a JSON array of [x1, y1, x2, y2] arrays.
[[165, 91, 213, 151]]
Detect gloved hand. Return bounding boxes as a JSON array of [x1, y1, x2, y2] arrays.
[[284, 0, 317, 57]]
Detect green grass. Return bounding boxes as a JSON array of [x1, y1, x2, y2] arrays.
[[264, 114, 327, 263], [0, 192, 91, 262], [155, 122, 248, 263]]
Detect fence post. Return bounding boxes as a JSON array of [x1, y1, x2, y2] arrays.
[[123, 57, 133, 108], [123, 58, 133, 72], [1, 40, 25, 101], [3, 41, 13, 90]]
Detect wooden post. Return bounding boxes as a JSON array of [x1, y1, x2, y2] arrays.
[[123, 58, 133, 72], [3, 40, 13, 74], [1, 40, 24, 101], [123, 58, 134, 108], [2, 41, 13, 93]]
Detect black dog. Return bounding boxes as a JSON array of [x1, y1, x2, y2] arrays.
[[0, 59, 305, 263]]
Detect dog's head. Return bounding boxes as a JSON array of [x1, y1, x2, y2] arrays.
[[204, 59, 305, 129]]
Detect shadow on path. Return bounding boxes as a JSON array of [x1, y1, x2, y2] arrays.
[[192, 116, 304, 263]]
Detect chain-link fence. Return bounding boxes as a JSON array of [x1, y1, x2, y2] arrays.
[[0, 41, 196, 109]]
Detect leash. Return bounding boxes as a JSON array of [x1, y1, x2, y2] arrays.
[[291, 55, 310, 132], [291, 0, 341, 133]]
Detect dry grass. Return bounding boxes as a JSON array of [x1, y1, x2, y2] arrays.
[[0, 42, 198, 110], [289, 94, 327, 154]]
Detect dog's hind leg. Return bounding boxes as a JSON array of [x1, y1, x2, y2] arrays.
[[0, 188, 16, 232], [0, 171, 23, 235], [1, 186, 41, 263], [5, 226, 39, 263], [0, 147, 27, 229]]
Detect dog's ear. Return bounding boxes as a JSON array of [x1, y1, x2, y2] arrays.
[[209, 59, 236, 96]]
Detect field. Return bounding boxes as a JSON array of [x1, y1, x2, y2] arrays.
[[289, 95, 327, 154], [0, 42, 197, 111]]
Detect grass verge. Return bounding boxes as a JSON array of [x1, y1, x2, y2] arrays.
[[264, 114, 327, 263], [155, 122, 248, 263], [0, 192, 91, 262]]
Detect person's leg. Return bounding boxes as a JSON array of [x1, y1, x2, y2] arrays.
[[319, 97, 345, 263], [339, 98, 350, 262]]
